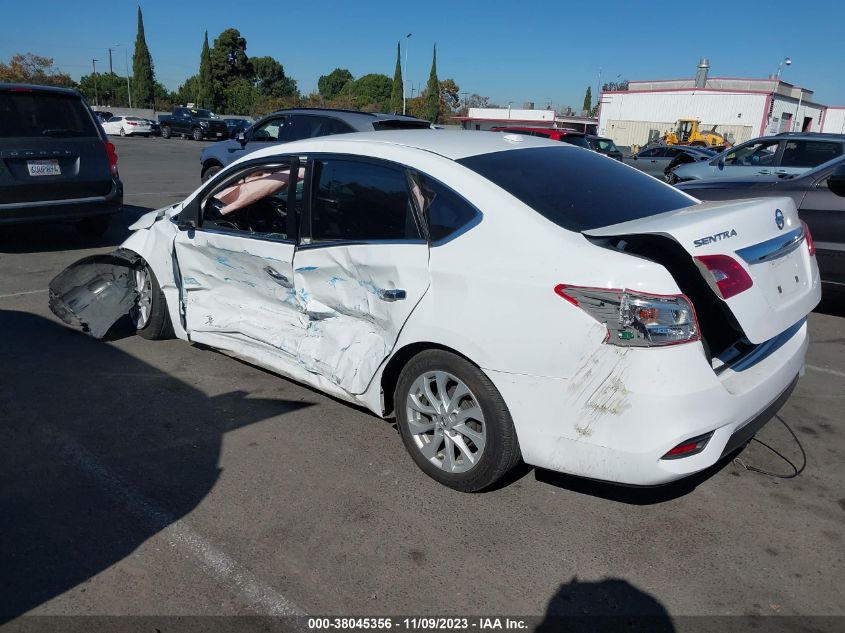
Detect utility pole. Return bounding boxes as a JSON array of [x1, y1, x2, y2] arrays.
[[92, 58, 99, 106], [108, 48, 114, 75], [403, 32, 412, 115]]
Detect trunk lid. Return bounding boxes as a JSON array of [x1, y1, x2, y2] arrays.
[[584, 197, 821, 344]]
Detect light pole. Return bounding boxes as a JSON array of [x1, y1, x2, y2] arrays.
[[92, 59, 99, 106], [775, 56, 791, 82], [403, 32, 412, 115]]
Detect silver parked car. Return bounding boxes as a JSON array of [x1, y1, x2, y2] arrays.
[[670, 133, 845, 182], [625, 145, 715, 179]]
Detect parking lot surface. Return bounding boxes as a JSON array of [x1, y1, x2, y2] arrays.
[[1, 136, 844, 621]]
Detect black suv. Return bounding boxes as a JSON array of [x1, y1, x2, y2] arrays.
[[199, 108, 432, 182], [0, 84, 122, 235]]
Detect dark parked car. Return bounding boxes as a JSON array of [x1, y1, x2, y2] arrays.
[[625, 145, 715, 179], [158, 106, 228, 141], [586, 135, 623, 161], [199, 108, 431, 182], [0, 83, 122, 235], [145, 118, 161, 136], [678, 156, 845, 286], [224, 118, 251, 139]]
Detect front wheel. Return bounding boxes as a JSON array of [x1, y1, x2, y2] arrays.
[[161, 125, 171, 139], [132, 266, 173, 340], [192, 127, 204, 141], [119, 128, 126, 137], [395, 350, 521, 492], [201, 164, 222, 183]]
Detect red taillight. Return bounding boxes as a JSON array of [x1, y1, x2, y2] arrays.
[[802, 221, 815, 257], [128, 121, 138, 126], [694, 254, 753, 300], [662, 432, 713, 459], [103, 141, 118, 176]]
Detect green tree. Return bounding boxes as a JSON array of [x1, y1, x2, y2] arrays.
[[224, 78, 259, 114], [0, 53, 75, 87], [251, 56, 296, 98], [582, 86, 592, 113], [79, 72, 130, 106], [174, 74, 200, 107], [352, 73, 392, 111], [198, 32, 213, 108], [318, 68, 353, 101], [210, 28, 251, 110], [439, 78, 460, 115], [424, 44, 440, 122], [132, 6, 156, 108], [390, 42, 403, 114]]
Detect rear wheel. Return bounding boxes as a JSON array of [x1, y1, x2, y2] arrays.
[[119, 128, 126, 137], [75, 215, 110, 237], [395, 350, 521, 492], [201, 164, 222, 183], [192, 127, 204, 141], [132, 266, 173, 340], [161, 125, 171, 139]]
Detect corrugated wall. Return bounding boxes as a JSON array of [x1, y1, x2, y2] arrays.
[[603, 119, 754, 147], [822, 109, 845, 134]]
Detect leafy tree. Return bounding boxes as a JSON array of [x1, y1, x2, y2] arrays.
[[198, 32, 213, 108], [352, 73, 392, 111], [390, 42, 403, 114], [466, 94, 494, 108], [174, 75, 200, 107], [132, 7, 156, 108], [602, 80, 629, 92], [79, 72, 130, 106], [440, 78, 460, 114], [424, 45, 440, 122], [224, 78, 259, 114], [582, 86, 592, 113], [318, 68, 353, 101], [210, 28, 250, 110], [251, 56, 296, 98], [0, 53, 75, 87]]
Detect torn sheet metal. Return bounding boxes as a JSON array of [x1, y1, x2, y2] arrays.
[[48, 248, 141, 339]]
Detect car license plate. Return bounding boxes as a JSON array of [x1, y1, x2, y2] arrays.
[[27, 159, 61, 176], [216, 132, 223, 137]]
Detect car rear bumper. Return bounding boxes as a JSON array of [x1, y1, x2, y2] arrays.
[[485, 319, 808, 486], [0, 181, 123, 225]]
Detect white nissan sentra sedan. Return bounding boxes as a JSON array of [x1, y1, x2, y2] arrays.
[[49, 130, 821, 492]]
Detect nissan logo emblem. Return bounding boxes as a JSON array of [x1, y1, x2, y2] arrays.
[[775, 208, 784, 230]]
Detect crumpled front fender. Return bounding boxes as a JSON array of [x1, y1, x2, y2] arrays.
[[49, 248, 142, 339]]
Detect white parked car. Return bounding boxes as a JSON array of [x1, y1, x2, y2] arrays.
[[49, 131, 821, 491], [102, 116, 153, 137]]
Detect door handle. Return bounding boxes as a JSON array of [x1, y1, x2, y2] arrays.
[[378, 288, 406, 301], [263, 266, 292, 288], [758, 169, 772, 175], [774, 169, 788, 175]]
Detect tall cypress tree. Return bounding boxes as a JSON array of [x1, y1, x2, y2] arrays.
[[198, 31, 213, 108], [389, 41, 403, 114], [424, 44, 439, 123], [582, 86, 592, 113], [132, 6, 155, 108]]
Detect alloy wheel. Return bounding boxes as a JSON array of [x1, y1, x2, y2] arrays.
[[130, 268, 153, 329]]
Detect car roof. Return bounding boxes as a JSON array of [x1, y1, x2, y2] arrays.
[[0, 82, 82, 96], [244, 129, 571, 162], [264, 107, 428, 128], [754, 132, 845, 142], [492, 126, 583, 136]]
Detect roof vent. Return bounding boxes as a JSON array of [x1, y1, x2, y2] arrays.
[[695, 58, 710, 88], [503, 134, 525, 143]]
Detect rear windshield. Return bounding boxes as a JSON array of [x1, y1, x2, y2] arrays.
[[560, 135, 590, 148], [591, 138, 619, 153], [457, 146, 695, 232], [0, 90, 99, 138], [372, 120, 431, 131]]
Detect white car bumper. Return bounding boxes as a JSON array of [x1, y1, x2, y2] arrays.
[[485, 320, 808, 486]]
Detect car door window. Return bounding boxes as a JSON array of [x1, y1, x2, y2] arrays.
[[250, 117, 286, 142], [287, 116, 353, 142], [639, 148, 664, 158], [723, 140, 779, 166], [201, 162, 302, 240], [780, 141, 843, 168], [310, 159, 420, 242], [408, 172, 480, 243]]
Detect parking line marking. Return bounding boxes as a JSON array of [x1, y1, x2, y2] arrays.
[[0, 288, 48, 299], [52, 426, 306, 618], [806, 364, 845, 378]]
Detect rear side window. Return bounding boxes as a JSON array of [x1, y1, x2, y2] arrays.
[[560, 135, 589, 148], [410, 172, 479, 243], [310, 159, 420, 242], [457, 146, 694, 232], [288, 116, 353, 142], [0, 91, 99, 138], [372, 119, 431, 131], [780, 141, 843, 168]]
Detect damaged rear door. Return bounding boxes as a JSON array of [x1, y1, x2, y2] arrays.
[[173, 159, 304, 361], [292, 156, 430, 394]]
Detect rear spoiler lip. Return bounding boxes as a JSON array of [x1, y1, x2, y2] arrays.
[[735, 227, 804, 265]]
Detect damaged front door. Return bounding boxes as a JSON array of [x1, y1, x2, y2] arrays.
[[293, 157, 430, 395], [173, 160, 304, 362]]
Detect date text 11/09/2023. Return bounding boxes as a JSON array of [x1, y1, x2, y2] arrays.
[[307, 617, 528, 631]]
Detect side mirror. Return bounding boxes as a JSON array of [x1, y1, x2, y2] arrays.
[[176, 218, 196, 231], [828, 164, 845, 197], [717, 157, 725, 169], [236, 131, 247, 147]]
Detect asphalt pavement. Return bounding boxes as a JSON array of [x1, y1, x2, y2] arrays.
[[1, 135, 844, 623]]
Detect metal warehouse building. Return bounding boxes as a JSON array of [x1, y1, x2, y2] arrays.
[[597, 60, 841, 148]]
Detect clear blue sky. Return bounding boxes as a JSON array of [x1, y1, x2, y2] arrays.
[[3, 0, 845, 108]]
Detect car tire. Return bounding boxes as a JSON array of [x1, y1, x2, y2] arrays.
[[395, 350, 522, 492], [132, 265, 174, 340], [192, 127, 203, 141], [201, 164, 222, 183], [119, 128, 126, 137], [75, 215, 110, 237], [161, 125, 171, 139]]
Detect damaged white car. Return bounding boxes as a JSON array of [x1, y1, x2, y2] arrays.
[[49, 131, 821, 491]]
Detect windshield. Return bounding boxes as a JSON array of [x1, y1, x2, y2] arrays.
[[191, 109, 215, 119], [560, 135, 590, 148], [457, 146, 695, 232], [0, 91, 99, 138], [591, 138, 619, 153]]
